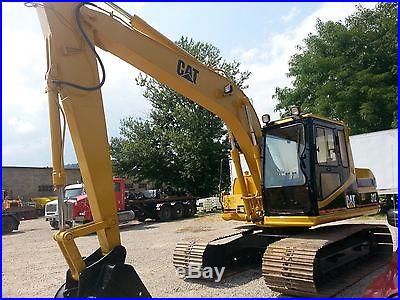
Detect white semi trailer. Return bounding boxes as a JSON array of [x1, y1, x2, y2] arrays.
[[350, 129, 398, 195], [350, 128, 398, 211]]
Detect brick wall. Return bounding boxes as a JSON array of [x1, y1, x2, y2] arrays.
[[2, 167, 82, 202]]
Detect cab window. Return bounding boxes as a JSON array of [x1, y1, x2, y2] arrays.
[[338, 130, 349, 167], [264, 124, 306, 188], [316, 127, 337, 166]]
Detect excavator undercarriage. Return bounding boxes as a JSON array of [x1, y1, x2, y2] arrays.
[[174, 227, 304, 278], [174, 223, 393, 297]]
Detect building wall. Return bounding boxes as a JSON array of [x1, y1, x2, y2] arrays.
[[2, 167, 82, 202]]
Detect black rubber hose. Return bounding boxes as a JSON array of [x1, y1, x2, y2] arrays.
[[51, 2, 106, 91]]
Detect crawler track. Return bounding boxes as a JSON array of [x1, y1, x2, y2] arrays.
[[173, 241, 208, 274], [173, 228, 296, 280], [173, 231, 257, 278], [174, 224, 393, 296], [262, 224, 393, 297]]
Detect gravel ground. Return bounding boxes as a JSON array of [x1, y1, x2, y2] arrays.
[[2, 213, 397, 298]]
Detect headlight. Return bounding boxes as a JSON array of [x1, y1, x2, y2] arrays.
[[262, 114, 271, 124], [290, 105, 301, 116]]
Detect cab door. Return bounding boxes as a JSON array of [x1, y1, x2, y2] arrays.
[[113, 179, 126, 211], [313, 121, 350, 210]]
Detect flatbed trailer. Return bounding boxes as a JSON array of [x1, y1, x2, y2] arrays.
[[127, 195, 197, 222]]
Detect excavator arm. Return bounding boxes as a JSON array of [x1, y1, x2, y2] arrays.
[[34, 2, 263, 297]]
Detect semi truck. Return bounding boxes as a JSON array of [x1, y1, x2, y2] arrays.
[[70, 178, 134, 225], [45, 179, 135, 229], [45, 177, 197, 228], [45, 183, 85, 229]]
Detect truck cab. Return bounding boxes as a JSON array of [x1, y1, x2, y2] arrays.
[[44, 183, 85, 229], [45, 178, 132, 229], [73, 178, 127, 223]]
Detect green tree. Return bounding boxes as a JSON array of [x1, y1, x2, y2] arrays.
[[110, 37, 250, 196], [274, 3, 398, 134]]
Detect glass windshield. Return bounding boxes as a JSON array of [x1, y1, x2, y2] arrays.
[[64, 188, 83, 199], [264, 123, 306, 188]]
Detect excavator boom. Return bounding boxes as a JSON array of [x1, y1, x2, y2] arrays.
[[35, 2, 263, 297]]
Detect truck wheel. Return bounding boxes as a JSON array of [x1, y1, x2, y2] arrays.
[[50, 220, 59, 230], [184, 202, 197, 217], [2, 216, 13, 234], [158, 204, 171, 221], [171, 203, 184, 219]]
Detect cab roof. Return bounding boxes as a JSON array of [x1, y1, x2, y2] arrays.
[[65, 183, 83, 190], [269, 113, 345, 127]]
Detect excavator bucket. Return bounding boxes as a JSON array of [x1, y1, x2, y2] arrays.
[[55, 246, 151, 298]]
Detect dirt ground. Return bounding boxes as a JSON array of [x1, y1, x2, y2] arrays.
[[2, 213, 397, 298]]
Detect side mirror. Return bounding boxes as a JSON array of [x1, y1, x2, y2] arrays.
[[387, 209, 398, 227]]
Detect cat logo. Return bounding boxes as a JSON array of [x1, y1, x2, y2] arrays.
[[177, 59, 199, 84]]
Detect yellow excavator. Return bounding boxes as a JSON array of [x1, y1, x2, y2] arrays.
[[32, 2, 392, 297]]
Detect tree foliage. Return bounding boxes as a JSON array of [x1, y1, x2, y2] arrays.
[[274, 3, 398, 134], [110, 37, 250, 196]]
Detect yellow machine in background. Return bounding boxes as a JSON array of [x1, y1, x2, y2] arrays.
[[31, 196, 58, 212], [2, 198, 38, 220], [33, 2, 392, 298]]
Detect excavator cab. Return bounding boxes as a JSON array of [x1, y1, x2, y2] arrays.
[[262, 112, 377, 221]]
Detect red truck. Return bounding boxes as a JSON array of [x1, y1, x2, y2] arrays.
[[69, 178, 134, 224], [69, 177, 197, 225], [70, 178, 130, 222], [46, 178, 134, 228]]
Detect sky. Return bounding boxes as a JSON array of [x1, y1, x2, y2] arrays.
[[2, 2, 376, 167]]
